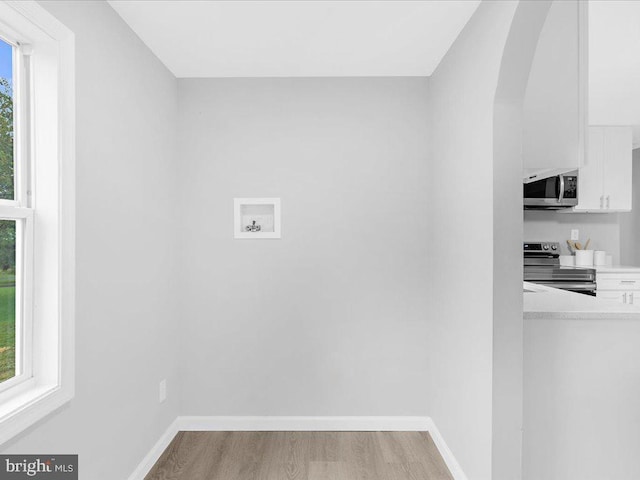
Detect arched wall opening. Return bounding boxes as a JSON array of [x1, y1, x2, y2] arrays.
[[492, 2, 552, 479]]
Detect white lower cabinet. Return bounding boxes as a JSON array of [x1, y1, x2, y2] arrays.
[[597, 272, 640, 305], [597, 291, 636, 305]]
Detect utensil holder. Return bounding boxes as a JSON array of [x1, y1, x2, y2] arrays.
[[594, 250, 607, 266], [575, 250, 594, 267]]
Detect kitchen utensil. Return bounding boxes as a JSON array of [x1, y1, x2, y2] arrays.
[[584, 238, 591, 250], [575, 242, 583, 250]]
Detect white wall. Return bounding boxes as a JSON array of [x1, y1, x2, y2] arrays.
[[620, 149, 640, 265], [0, 3, 561, 480], [590, 1, 640, 147], [0, 3, 180, 479], [524, 211, 621, 262], [493, 3, 552, 480], [427, 2, 520, 479], [524, 316, 640, 480], [177, 78, 432, 416], [523, 0, 584, 172]]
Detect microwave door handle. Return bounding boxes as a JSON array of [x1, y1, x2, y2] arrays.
[[558, 175, 565, 203]]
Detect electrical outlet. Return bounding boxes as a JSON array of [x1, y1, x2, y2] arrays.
[[159, 379, 167, 403], [571, 229, 579, 241]]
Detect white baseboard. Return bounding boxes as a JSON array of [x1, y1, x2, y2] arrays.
[[128, 416, 466, 480], [177, 415, 431, 432], [127, 417, 180, 480], [424, 417, 468, 480]]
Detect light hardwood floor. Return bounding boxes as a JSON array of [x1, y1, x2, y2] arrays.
[[145, 431, 454, 480]]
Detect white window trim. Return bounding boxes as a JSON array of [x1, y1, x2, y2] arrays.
[[0, 0, 75, 445]]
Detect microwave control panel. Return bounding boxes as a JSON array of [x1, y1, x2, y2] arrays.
[[563, 175, 577, 199]]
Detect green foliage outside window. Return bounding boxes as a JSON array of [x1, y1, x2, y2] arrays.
[[0, 51, 16, 383], [0, 77, 12, 200], [0, 77, 15, 273]]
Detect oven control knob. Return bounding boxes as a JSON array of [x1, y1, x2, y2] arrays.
[[551, 245, 557, 250], [543, 245, 549, 250]]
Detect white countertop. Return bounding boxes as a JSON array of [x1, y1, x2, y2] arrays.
[[523, 282, 640, 319], [595, 265, 640, 274], [552, 265, 640, 274]]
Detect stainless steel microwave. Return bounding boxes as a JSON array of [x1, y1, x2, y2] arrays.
[[523, 170, 578, 209]]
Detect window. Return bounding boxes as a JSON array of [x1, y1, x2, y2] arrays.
[[0, 1, 75, 445], [0, 39, 16, 385], [0, 36, 33, 395]]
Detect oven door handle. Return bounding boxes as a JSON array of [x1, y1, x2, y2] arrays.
[[535, 282, 596, 291]]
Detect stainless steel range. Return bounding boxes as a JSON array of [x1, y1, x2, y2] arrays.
[[524, 241, 597, 295]]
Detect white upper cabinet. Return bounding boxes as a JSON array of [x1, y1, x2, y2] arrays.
[[602, 127, 632, 210], [522, 0, 588, 177], [572, 126, 632, 212], [575, 127, 605, 211]]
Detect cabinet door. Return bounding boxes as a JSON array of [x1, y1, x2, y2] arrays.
[[574, 126, 604, 211], [597, 291, 626, 304], [603, 126, 632, 211]]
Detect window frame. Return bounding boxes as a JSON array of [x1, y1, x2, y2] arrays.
[[0, 36, 34, 397], [0, 0, 75, 445], [0, 210, 34, 396]]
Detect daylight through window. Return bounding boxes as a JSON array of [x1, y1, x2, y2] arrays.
[[0, 38, 17, 386]]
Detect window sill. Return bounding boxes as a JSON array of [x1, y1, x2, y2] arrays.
[[0, 381, 73, 445]]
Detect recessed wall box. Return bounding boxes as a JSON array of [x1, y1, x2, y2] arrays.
[[233, 198, 281, 239]]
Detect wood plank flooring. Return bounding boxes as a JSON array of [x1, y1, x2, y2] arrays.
[[145, 431, 454, 480]]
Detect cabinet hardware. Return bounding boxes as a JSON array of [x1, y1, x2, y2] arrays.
[[623, 293, 628, 303], [600, 195, 604, 209], [606, 195, 610, 209], [620, 280, 636, 284], [631, 293, 635, 304]]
